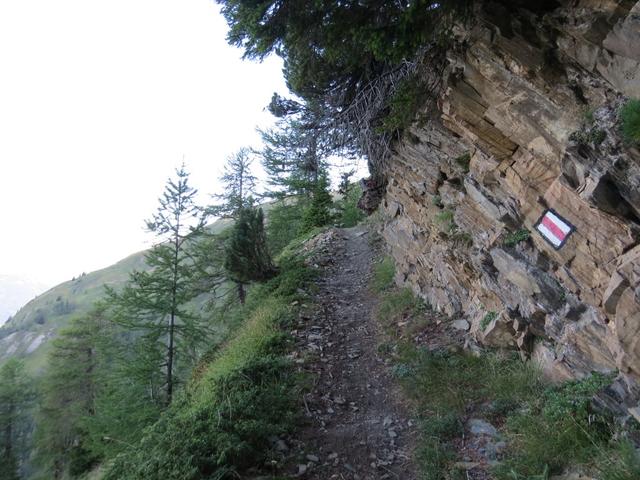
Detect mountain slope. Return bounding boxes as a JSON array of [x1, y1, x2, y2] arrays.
[[0, 218, 232, 371], [0, 275, 47, 326]]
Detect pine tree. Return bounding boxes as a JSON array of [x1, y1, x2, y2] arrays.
[[210, 148, 257, 218], [107, 164, 208, 406], [301, 171, 334, 232], [0, 359, 31, 480], [33, 308, 106, 479], [224, 207, 277, 301], [209, 148, 260, 303], [260, 95, 328, 199]]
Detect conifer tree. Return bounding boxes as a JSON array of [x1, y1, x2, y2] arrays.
[[107, 164, 208, 406], [0, 359, 31, 480], [33, 307, 106, 479], [210, 148, 257, 218], [301, 171, 334, 232], [209, 148, 259, 303], [260, 96, 327, 199], [224, 207, 277, 303]]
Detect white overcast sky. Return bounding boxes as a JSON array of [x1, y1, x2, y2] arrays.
[[0, 0, 298, 288]]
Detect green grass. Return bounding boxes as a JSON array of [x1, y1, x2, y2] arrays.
[[495, 373, 615, 479], [504, 229, 530, 247], [377, 288, 426, 325], [600, 441, 640, 480], [372, 256, 396, 293], [396, 347, 543, 480], [435, 210, 457, 234], [101, 243, 314, 480], [480, 311, 497, 331], [370, 260, 632, 480], [435, 210, 454, 224], [620, 99, 640, 144], [337, 183, 366, 228]]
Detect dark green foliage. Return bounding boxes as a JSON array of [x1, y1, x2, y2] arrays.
[[33, 309, 105, 478], [600, 441, 640, 480], [265, 199, 306, 256], [301, 173, 334, 233], [454, 152, 471, 172], [336, 178, 365, 228], [480, 311, 497, 330], [495, 373, 614, 479], [108, 164, 209, 406], [210, 148, 257, 218], [569, 127, 607, 146], [225, 206, 277, 284], [259, 111, 324, 199], [101, 248, 313, 480], [103, 356, 297, 480], [504, 229, 530, 247], [218, 0, 469, 178], [217, 0, 467, 97], [382, 73, 431, 132], [0, 359, 32, 480], [620, 99, 640, 144]]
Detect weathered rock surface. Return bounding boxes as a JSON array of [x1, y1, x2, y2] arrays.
[[376, 1, 640, 415]]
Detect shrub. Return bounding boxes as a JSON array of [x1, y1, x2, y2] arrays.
[[495, 372, 614, 479], [600, 441, 640, 480], [480, 311, 497, 331], [435, 210, 456, 234], [504, 229, 530, 247], [620, 99, 640, 144], [454, 152, 471, 172], [101, 241, 315, 480], [337, 183, 365, 227]]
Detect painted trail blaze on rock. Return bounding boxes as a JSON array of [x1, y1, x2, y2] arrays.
[[535, 209, 575, 249]]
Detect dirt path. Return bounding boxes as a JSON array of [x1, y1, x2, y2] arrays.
[[283, 226, 419, 480]]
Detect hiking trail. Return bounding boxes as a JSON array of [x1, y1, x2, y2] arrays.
[[283, 226, 419, 479]]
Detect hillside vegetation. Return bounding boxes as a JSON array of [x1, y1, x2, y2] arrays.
[[0, 218, 232, 372]]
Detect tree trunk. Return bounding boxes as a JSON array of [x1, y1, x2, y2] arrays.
[[237, 282, 246, 305], [167, 311, 174, 406]]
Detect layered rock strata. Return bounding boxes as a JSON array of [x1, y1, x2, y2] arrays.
[[378, 0, 640, 415]]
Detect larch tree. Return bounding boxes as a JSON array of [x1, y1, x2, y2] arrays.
[[211, 147, 257, 218], [0, 359, 31, 480], [210, 148, 258, 303], [224, 206, 277, 298], [107, 164, 208, 406], [33, 307, 107, 479]]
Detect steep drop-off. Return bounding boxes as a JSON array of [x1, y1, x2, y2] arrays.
[[374, 0, 640, 416]]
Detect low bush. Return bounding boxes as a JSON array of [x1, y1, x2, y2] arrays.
[[503, 229, 530, 247], [620, 99, 640, 145], [454, 152, 471, 173], [101, 245, 314, 479]]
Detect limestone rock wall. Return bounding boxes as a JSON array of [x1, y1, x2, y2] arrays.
[[379, 0, 640, 414]]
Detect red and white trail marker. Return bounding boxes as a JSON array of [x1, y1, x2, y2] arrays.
[[535, 209, 575, 249]]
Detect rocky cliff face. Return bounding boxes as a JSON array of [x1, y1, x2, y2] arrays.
[[377, 0, 640, 416]]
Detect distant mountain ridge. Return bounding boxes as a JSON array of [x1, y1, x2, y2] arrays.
[[0, 217, 231, 371], [0, 275, 47, 326]]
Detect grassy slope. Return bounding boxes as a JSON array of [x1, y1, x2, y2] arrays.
[[371, 255, 640, 480], [0, 218, 232, 373], [100, 234, 317, 480]]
